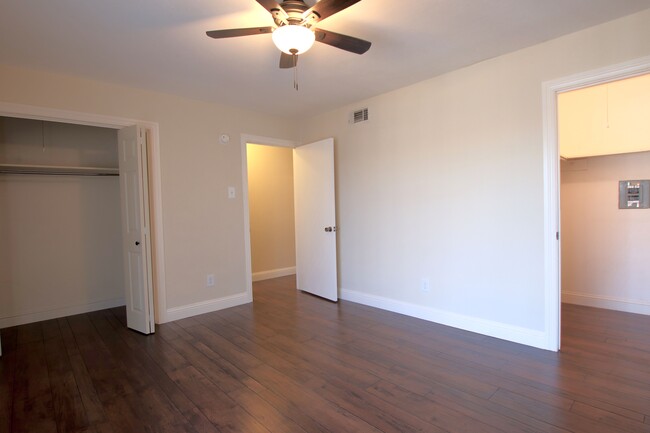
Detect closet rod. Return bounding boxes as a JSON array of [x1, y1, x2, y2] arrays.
[[0, 164, 119, 177], [0, 170, 119, 177]]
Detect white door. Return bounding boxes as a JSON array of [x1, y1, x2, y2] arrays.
[[118, 125, 155, 334], [293, 138, 338, 301]]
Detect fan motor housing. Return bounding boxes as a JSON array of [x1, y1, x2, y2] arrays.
[[273, 0, 319, 26]]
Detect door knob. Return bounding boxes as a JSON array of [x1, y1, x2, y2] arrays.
[[324, 226, 337, 232], [135, 241, 140, 246]]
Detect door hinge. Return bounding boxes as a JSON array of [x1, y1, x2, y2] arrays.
[[556, 232, 559, 240]]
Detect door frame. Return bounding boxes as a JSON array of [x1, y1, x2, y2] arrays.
[[240, 133, 297, 300], [542, 55, 650, 351], [0, 101, 167, 324]]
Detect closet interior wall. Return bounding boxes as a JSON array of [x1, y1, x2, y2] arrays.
[[0, 116, 125, 328]]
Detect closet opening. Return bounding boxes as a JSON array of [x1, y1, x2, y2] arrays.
[[0, 115, 157, 335]]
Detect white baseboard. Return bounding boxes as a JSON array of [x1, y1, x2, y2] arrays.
[[164, 292, 252, 322], [340, 289, 549, 350], [252, 267, 296, 282], [0, 297, 125, 329], [563, 292, 650, 316]]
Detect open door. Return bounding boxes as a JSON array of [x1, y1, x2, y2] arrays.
[[293, 138, 338, 301], [118, 125, 155, 334]]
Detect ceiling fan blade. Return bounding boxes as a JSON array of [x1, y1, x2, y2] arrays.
[[314, 29, 371, 54], [206, 27, 274, 39], [279, 52, 297, 69], [303, 0, 362, 23]]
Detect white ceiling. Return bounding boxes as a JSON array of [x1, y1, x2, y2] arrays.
[[559, 73, 650, 159], [2, 0, 650, 119]]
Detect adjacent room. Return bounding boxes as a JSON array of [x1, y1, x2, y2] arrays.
[[246, 142, 297, 283], [559, 73, 650, 317], [2, 0, 650, 431]]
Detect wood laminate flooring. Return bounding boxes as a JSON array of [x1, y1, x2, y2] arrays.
[[1, 275, 650, 432]]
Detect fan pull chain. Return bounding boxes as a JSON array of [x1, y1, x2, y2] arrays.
[[292, 51, 299, 91], [41, 120, 46, 152]]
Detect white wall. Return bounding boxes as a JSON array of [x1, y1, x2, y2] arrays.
[[0, 117, 124, 326], [0, 64, 297, 323], [561, 152, 650, 315], [246, 144, 296, 281], [298, 9, 650, 349]]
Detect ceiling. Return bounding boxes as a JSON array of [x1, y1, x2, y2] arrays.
[[1, 0, 650, 119], [559, 73, 650, 159]]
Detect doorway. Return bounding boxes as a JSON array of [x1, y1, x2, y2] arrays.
[[241, 134, 297, 301], [558, 75, 650, 319], [241, 134, 339, 302], [246, 142, 297, 282], [542, 55, 650, 351]]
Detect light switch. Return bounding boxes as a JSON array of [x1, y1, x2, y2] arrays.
[[228, 186, 236, 199]]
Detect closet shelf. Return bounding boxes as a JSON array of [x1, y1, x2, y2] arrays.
[[0, 163, 119, 176]]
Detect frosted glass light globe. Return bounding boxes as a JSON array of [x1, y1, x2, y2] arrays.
[[272, 25, 315, 55]]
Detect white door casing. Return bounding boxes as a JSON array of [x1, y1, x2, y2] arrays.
[[118, 125, 155, 334], [542, 55, 650, 351], [293, 138, 338, 302]]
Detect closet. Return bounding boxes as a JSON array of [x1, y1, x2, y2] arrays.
[[0, 116, 125, 330]]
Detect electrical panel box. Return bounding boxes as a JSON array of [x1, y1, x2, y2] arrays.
[[619, 180, 650, 209]]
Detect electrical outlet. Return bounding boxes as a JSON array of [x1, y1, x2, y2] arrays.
[[206, 274, 215, 287], [420, 278, 430, 293]]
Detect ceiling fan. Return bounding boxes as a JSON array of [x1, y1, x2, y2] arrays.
[[206, 0, 371, 69]]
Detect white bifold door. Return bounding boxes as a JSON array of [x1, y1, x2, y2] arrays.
[[293, 138, 338, 302], [118, 125, 155, 334]]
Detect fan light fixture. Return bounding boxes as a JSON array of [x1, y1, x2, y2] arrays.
[[272, 25, 315, 55]]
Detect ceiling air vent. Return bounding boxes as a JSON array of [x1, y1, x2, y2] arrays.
[[351, 108, 369, 124]]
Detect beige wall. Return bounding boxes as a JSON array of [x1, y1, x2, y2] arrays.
[[559, 73, 650, 158], [246, 144, 296, 279], [298, 9, 650, 345], [0, 117, 124, 326], [0, 63, 297, 321], [561, 152, 650, 315]]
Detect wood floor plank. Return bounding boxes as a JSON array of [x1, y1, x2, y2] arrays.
[[247, 364, 383, 433], [426, 381, 570, 433], [43, 336, 89, 432], [489, 388, 634, 433], [318, 376, 448, 433], [0, 337, 15, 433], [99, 312, 219, 433], [57, 317, 107, 426], [368, 379, 501, 432], [10, 395, 57, 433], [227, 386, 309, 433], [240, 376, 331, 433], [11, 343, 51, 403], [3, 275, 650, 432], [570, 401, 650, 433], [163, 333, 249, 395]]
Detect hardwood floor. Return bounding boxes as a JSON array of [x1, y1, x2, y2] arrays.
[[2, 276, 650, 432]]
